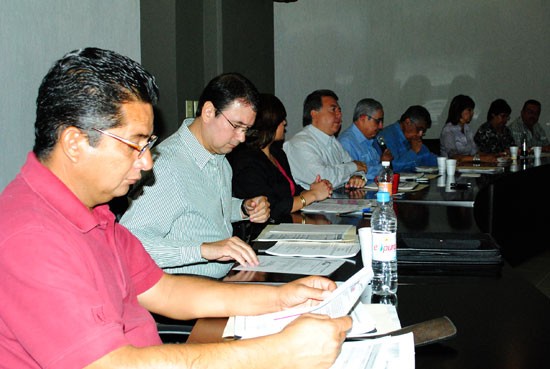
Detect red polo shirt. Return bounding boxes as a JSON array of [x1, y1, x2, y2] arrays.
[[0, 153, 164, 368]]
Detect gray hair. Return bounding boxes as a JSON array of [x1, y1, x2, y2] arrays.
[[352, 98, 383, 122]]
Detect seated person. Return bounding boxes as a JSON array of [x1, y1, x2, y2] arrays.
[[440, 95, 496, 163], [229, 93, 332, 222], [121, 73, 270, 279], [339, 98, 393, 182], [508, 99, 550, 152], [474, 99, 515, 154], [0, 47, 351, 369], [283, 89, 366, 190], [379, 105, 437, 172]]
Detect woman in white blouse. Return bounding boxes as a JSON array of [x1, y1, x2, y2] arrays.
[[440, 95, 496, 163]]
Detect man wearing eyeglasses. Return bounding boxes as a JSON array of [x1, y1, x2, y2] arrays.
[[0, 48, 350, 369], [339, 98, 394, 182], [379, 105, 437, 172], [121, 73, 269, 279]]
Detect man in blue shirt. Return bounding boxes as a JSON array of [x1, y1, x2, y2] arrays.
[[339, 98, 393, 182], [379, 105, 437, 172]]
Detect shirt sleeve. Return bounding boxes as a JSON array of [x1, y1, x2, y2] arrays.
[[121, 167, 205, 269], [440, 126, 457, 157], [284, 138, 358, 189]]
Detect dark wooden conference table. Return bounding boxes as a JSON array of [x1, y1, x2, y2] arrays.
[[186, 157, 550, 369]]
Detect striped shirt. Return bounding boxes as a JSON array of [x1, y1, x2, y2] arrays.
[[508, 117, 550, 148], [120, 119, 243, 278]]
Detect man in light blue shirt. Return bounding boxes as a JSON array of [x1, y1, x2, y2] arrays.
[[379, 105, 437, 173], [121, 73, 269, 278], [339, 98, 393, 182]]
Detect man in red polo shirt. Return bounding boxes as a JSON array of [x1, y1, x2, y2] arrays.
[[0, 48, 350, 368]]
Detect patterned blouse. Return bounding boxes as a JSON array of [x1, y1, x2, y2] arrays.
[[474, 122, 515, 154]]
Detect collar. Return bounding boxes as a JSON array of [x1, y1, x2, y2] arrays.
[[306, 124, 335, 145], [20, 152, 112, 233], [350, 123, 374, 145], [178, 118, 222, 170]]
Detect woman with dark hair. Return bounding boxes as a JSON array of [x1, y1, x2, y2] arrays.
[[440, 95, 496, 163], [474, 99, 515, 154], [228, 93, 332, 222]]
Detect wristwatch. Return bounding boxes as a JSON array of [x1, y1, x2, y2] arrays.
[[240, 201, 249, 217], [473, 153, 481, 163]]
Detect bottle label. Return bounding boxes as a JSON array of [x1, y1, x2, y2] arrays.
[[378, 182, 392, 195], [372, 232, 397, 262]]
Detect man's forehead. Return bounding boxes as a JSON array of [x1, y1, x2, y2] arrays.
[[321, 96, 339, 108], [524, 104, 541, 114]]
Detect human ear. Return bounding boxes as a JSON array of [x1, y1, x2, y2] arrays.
[[201, 101, 216, 123], [59, 126, 88, 163]]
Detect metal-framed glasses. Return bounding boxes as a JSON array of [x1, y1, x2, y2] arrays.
[[365, 114, 384, 125], [216, 109, 250, 134], [92, 128, 158, 158]]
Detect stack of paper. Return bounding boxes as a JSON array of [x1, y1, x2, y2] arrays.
[[256, 223, 356, 242], [301, 198, 376, 214]]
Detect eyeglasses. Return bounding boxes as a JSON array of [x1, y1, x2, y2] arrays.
[[365, 114, 384, 125], [216, 109, 250, 134], [92, 128, 158, 158]]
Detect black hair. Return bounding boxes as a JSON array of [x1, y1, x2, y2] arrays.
[[400, 105, 432, 128], [487, 99, 511, 121], [245, 93, 287, 149], [446, 95, 475, 125], [196, 73, 260, 117], [33, 47, 159, 160], [302, 89, 338, 127], [522, 99, 541, 111]]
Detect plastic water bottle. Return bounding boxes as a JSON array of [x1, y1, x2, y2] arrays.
[[377, 161, 393, 197], [521, 133, 528, 158], [371, 191, 398, 295]]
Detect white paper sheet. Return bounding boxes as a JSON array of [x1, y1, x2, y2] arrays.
[[231, 268, 373, 339], [301, 198, 376, 214], [256, 223, 354, 242], [233, 255, 346, 276], [265, 241, 361, 259], [331, 333, 415, 369]]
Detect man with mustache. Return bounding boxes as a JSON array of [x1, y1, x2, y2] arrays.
[[284, 89, 366, 190]]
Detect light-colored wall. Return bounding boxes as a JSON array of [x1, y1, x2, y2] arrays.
[[275, 0, 550, 140], [0, 0, 141, 191]]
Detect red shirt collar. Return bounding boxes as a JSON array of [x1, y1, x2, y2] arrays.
[[20, 152, 113, 232]]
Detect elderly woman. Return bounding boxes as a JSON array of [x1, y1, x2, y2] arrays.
[[228, 93, 332, 222], [474, 99, 515, 154], [440, 95, 496, 163]]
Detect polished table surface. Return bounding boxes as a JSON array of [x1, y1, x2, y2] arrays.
[[186, 158, 550, 368]]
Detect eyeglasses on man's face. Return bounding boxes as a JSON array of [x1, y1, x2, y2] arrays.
[[92, 128, 157, 158], [216, 109, 250, 134], [364, 114, 384, 125]]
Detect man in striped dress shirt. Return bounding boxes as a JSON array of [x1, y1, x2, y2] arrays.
[[121, 73, 270, 279]]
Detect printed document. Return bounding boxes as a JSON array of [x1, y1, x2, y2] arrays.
[[233, 255, 346, 276], [231, 268, 373, 339], [301, 198, 376, 214], [265, 241, 360, 259], [256, 223, 355, 242]]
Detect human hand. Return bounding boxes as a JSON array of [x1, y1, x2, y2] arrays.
[[244, 196, 270, 223], [410, 137, 422, 153], [381, 149, 393, 162], [276, 275, 337, 310], [278, 314, 351, 369], [353, 160, 367, 173], [201, 237, 259, 267], [345, 175, 366, 189], [309, 175, 332, 201], [480, 154, 497, 163]]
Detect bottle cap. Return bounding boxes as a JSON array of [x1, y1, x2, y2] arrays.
[[382, 161, 390, 167], [377, 191, 390, 202]]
